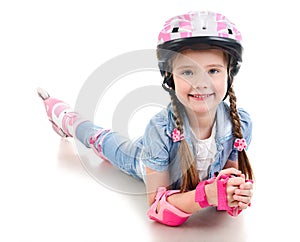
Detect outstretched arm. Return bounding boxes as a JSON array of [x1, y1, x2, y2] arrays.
[[146, 167, 246, 214], [145, 166, 253, 226]]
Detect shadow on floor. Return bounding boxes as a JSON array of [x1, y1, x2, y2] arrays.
[[56, 138, 249, 242]]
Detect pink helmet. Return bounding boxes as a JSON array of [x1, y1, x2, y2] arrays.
[[157, 11, 243, 95], [158, 11, 242, 45]]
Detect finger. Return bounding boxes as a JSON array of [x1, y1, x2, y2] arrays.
[[227, 199, 239, 207], [238, 201, 249, 210], [226, 193, 236, 209], [239, 182, 253, 190], [226, 186, 237, 195], [233, 194, 251, 204], [235, 188, 253, 197], [228, 196, 248, 209], [227, 177, 245, 186], [218, 168, 242, 177]]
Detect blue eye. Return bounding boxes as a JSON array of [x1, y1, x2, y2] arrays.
[[208, 69, 219, 74], [182, 70, 193, 76]]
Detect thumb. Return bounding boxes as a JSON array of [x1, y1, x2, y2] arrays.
[[218, 168, 242, 177]]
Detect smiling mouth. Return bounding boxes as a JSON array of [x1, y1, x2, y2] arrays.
[[188, 93, 213, 99]]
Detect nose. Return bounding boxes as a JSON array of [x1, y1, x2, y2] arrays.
[[190, 69, 211, 90]]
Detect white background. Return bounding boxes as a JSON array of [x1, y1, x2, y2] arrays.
[[1, 0, 299, 241]]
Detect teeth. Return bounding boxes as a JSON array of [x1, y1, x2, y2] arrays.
[[191, 94, 209, 98]]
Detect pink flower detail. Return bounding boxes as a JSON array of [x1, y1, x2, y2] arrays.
[[172, 128, 184, 142], [234, 138, 247, 151]]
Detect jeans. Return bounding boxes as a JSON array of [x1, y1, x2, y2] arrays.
[[75, 121, 144, 181]]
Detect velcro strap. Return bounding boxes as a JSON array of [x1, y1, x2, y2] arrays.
[[217, 175, 230, 210], [89, 129, 111, 160], [195, 177, 216, 208]]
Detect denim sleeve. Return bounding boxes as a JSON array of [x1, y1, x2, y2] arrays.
[[141, 110, 171, 172], [228, 149, 238, 161], [228, 108, 253, 161]]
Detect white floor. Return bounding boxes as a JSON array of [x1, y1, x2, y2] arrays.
[[1, 1, 299, 241], [1, 130, 298, 242]]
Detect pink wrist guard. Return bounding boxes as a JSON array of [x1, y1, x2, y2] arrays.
[[217, 175, 253, 216], [216, 175, 241, 216], [195, 175, 253, 217], [195, 177, 215, 208], [147, 187, 192, 227]]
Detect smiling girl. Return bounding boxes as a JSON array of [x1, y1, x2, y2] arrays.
[[38, 11, 254, 226]]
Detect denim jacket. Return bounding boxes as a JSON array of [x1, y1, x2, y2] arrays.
[[140, 101, 252, 190]]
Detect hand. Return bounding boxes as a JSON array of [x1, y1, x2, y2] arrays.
[[218, 168, 253, 210], [233, 181, 253, 210], [218, 168, 246, 208], [205, 168, 244, 206]]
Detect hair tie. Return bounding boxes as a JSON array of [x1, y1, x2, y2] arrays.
[[172, 128, 184, 142], [234, 138, 247, 151]]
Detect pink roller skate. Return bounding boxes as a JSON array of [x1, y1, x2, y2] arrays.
[[37, 87, 79, 138]]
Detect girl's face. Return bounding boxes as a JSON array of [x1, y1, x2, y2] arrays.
[[172, 49, 228, 116]]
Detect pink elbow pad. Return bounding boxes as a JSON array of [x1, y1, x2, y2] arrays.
[[147, 187, 192, 226]]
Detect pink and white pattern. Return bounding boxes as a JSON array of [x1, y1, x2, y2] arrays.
[[158, 11, 242, 45], [233, 138, 247, 152], [171, 128, 184, 142]]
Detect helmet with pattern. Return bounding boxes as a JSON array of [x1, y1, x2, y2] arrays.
[[157, 11, 243, 98]]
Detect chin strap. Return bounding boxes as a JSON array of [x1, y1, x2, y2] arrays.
[[147, 187, 192, 227], [195, 174, 253, 217]]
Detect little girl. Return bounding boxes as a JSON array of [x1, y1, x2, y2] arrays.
[[38, 11, 254, 226]]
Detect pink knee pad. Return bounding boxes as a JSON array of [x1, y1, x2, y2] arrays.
[[147, 187, 191, 226], [89, 129, 111, 161]]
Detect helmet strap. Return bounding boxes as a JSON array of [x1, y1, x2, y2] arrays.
[[162, 73, 175, 91], [223, 77, 232, 100]]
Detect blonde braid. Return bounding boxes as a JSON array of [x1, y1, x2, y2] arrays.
[[228, 87, 254, 180], [170, 94, 199, 191]]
